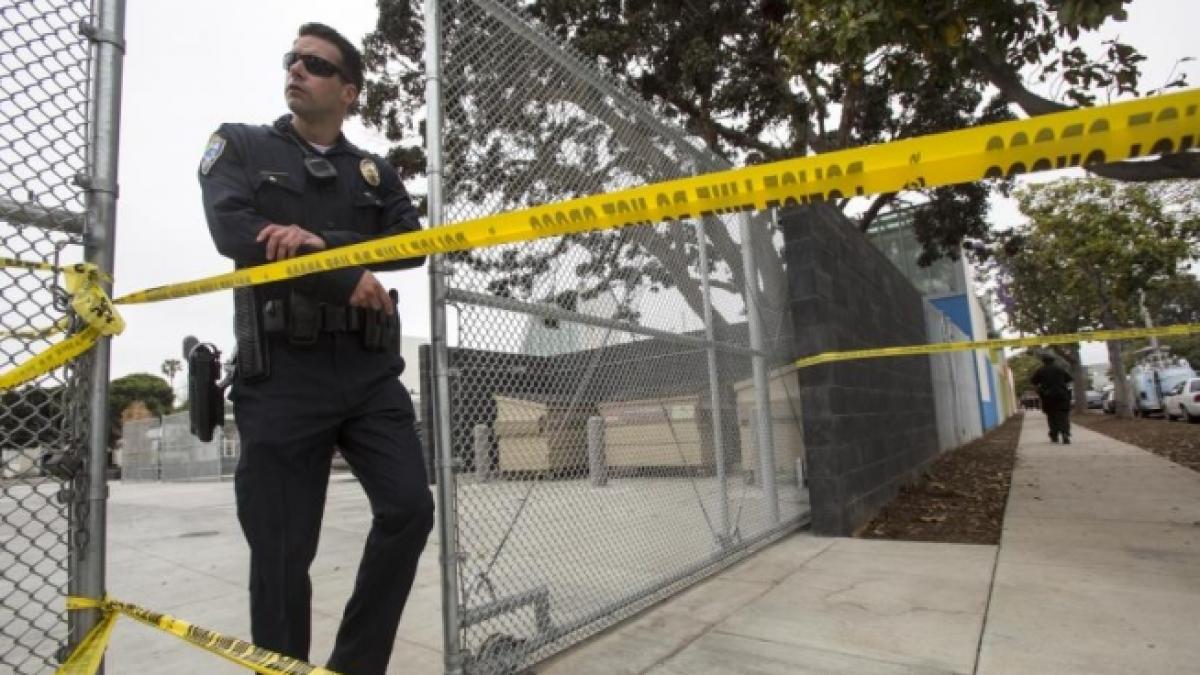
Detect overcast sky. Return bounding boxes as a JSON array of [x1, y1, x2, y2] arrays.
[[105, 0, 1200, 384]]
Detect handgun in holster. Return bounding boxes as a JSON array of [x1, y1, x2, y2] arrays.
[[362, 289, 401, 354], [185, 338, 230, 443]]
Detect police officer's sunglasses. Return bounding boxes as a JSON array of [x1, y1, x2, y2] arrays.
[[283, 51, 347, 80]]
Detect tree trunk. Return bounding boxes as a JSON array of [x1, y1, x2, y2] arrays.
[[1108, 340, 1134, 419]]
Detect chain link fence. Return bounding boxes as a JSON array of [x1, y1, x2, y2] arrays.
[[120, 412, 240, 483], [425, 1, 808, 672], [1, 1, 97, 672]]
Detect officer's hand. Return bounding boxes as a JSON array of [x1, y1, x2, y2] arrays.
[[256, 224, 326, 261], [349, 271, 394, 315]]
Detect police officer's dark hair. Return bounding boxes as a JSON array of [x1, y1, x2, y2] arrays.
[[298, 22, 365, 95]]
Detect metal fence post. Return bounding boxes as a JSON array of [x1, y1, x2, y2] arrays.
[[70, 0, 125, 666], [738, 212, 779, 524], [425, 1, 464, 673], [697, 216, 730, 542]]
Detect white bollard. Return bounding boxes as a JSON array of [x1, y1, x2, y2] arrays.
[[587, 416, 607, 487], [473, 424, 491, 482]]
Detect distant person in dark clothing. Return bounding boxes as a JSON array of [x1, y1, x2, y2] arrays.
[[1031, 353, 1073, 443]]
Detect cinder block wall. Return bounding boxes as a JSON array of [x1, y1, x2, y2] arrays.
[[783, 205, 940, 535]]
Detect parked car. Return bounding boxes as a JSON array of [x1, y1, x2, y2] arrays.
[[1086, 390, 1103, 409], [1163, 377, 1200, 423]]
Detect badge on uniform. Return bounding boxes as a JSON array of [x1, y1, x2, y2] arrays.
[[199, 133, 226, 176], [359, 158, 380, 187]]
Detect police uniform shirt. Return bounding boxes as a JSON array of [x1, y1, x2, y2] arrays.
[[198, 114, 424, 305]]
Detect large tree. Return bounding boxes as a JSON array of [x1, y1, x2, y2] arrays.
[[993, 177, 1200, 417], [361, 1, 1189, 262], [108, 373, 173, 447]]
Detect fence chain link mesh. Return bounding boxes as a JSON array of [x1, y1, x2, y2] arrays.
[[120, 412, 240, 483], [1, 1, 96, 672], [430, 1, 809, 672]]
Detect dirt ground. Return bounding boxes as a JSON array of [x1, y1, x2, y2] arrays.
[[858, 414, 1023, 545], [1074, 410, 1200, 473]]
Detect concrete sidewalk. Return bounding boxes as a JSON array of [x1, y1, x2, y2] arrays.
[[540, 536, 996, 674], [977, 412, 1200, 674], [545, 412, 1200, 674], [97, 411, 1200, 673]]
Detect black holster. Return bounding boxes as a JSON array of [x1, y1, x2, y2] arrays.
[[362, 289, 400, 354], [233, 286, 270, 382], [187, 342, 225, 442], [260, 290, 399, 353], [284, 290, 321, 345]]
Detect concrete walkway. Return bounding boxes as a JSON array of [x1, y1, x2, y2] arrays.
[[540, 536, 996, 674], [977, 412, 1200, 674], [544, 412, 1200, 675], [97, 411, 1200, 673]]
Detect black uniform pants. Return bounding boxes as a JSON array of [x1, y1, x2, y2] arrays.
[[1044, 403, 1071, 440], [232, 333, 433, 675]]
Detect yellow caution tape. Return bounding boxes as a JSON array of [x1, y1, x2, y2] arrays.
[[0, 257, 72, 339], [57, 599, 118, 675], [793, 323, 1200, 369], [114, 87, 1200, 305], [7, 89, 1200, 387], [0, 256, 68, 274], [61, 596, 341, 675], [0, 317, 71, 340], [0, 260, 124, 391], [0, 326, 102, 390]]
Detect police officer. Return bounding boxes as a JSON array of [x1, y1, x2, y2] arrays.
[[198, 22, 433, 674], [1031, 352, 1074, 444]]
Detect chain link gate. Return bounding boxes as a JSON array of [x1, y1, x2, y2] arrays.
[[2, 0, 123, 671], [1, 1, 93, 671], [423, 1, 810, 672]]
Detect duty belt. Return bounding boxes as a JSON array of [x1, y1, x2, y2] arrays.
[[261, 299, 366, 334]]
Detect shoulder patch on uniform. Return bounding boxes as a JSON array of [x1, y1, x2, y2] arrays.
[[199, 133, 227, 176], [359, 158, 380, 187]]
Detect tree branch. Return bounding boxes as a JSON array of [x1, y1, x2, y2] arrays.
[[640, 74, 785, 160], [858, 192, 897, 233], [968, 41, 1200, 182], [967, 29, 1071, 116], [1088, 153, 1200, 181], [836, 66, 862, 150], [707, 279, 739, 294]]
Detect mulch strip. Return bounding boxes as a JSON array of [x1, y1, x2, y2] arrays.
[[858, 414, 1023, 545], [1074, 411, 1200, 473]]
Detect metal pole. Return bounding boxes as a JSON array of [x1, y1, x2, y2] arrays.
[[71, 0, 125, 668], [1139, 290, 1160, 350], [696, 216, 730, 543], [424, 2, 464, 673], [738, 212, 778, 523]]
